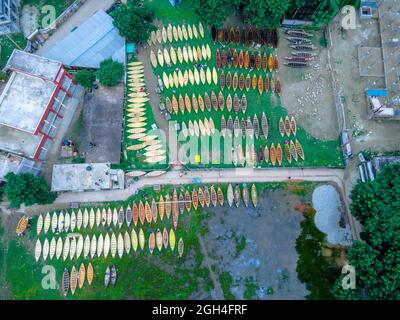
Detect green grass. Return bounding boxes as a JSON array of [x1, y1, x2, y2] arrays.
[[243, 277, 259, 300], [219, 271, 235, 300], [144, 0, 343, 170], [0, 34, 26, 68]]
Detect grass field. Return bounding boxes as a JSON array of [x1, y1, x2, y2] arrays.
[[144, 0, 343, 169], [0, 34, 26, 68]]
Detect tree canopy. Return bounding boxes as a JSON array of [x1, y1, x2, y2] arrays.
[[3, 173, 56, 209], [112, 0, 156, 44], [74, 69, 95, 89], [95, 58, 124, 87], [193, 0, 236, 28], [333, 163, 400, 300], [244, 0, 291, 29]]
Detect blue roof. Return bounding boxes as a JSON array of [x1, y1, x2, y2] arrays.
[[361, 1, 378, 8], [367, 89, 388, 97], [43, 10, 126, 69]]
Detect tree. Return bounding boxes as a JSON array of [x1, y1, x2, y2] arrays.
[[193, 0, 236, 28], [74, 69, 95, 89], [3, 173, 56, 209], [243, 0, 291, 28], [333, 164, 400, 300], [112, 0, 156, 44], [95, 58, 124, 87]]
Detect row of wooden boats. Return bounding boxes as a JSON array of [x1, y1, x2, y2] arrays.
[[104, 265, 117, 288], [227, 183, 258, 208], [211, 26, 278, 47], [126, 62, 167, 164], [181, 118, 215, 138], [284, 29, 313, 39], [228, 140, 305, 167], [219, 71, 281, 95], [220, 112, 269, 139], [61, 263, 93, 296], [283, 29, 316, 68], [216, 49, 278, 72], [279, 116, 297, 137], [161, 66, 218, 90], [148, 22, 205, 46], [34, 228, 181, 262], [150, 44, 212, 69]]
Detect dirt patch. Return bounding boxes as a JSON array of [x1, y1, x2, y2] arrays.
[[201, 188, 309, 299], [278, 29, 339, 141]]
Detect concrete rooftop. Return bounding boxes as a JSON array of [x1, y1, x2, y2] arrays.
[[0, 124, 41, 158], [0, 72, 56, 133], [5, 50, 62, 81]]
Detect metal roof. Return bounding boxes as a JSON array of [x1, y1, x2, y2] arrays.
[[43, 10, 126, 69]]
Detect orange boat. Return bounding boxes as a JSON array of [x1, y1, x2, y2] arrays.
[[252, 74, 257, 90], [245, 74, 251, 91], [233, 72, 238, 91], [244, 51, 249, 69], [268, 54, 274, 72], [172, 189, 179, 217], [262, 52, 267, 72], [192, 189, 198, 210], [295, 139, 305, 161], [198, 94, 205, 112], [172, 94, 179, 114], [217, 187, 224, 206], [198, 187, 205, 208], [151, 199, 158, 223], [233, 50, 238, 68], [238, 50, 244, 68], [273, 55, 279, 70], [145, 201, 152, 224], [239, 74, 244, 91], [139, 201, 145, 225], [133, 202, 139, 226], [179, 94, 185, 114], [277, 143, 283, 166], [184, 94, 191, 113], [165, 194, 172, 219], [210, 186, 217, 207], [158, 195, 165, 221], [204, 186, 211, 207], [258, 75, 263, 95], [149, 232, 155, 254], [255, 53, 261, 70], [185, 190, 191, 212], [270, 143, 276, 166], [192, 94, 198, 113]]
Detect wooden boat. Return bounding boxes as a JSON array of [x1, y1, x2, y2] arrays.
[[285, 56, 313, 62], [185, 190, 191, 212], [36, 214, 43, 235], [284, 61, 309, 68], [221, 50, 227, 68], [149, 232, 155, 254], [58, 211, 65, 231], [157, 196, 165, 221], [150, 50, 157, 68], [165, 194, 172, 219], [290, 116, 297, 136], [244, 51, 249, 69], [198, 187, 205, 208], [245, 74, 251, 91], [49, 237, 56, 260], [292, 51, 316, 58], [124, 231, 131, 254], [117, 233, 124, 258], [177, 25, 183, 41], [250, 184, 258, 207], [157, 49, 164, 67], [103, 233, 110, 258], [250, 52, 255, 69], [181, 122, 188, 139], [277, 143, 283, 166], [255, 53, 261, 70], [220, 115, 227, 136], [78, 263, 85, 289], [70, 265, 78, 295], [253, 114, 260, 138], [218, 91, 225, 111], [118, 207, 124, 228], [210, 186, 217, 207], [63, 237, 70, 261], [192, 189, 199, 210], [232, 72, 238, 91], [226, 71, 232, 89], [155, 229, 163, 252], [211, 91, 218, 111], [139, 201, 145, 225], [178, 94, 185, 114], [246, 116, 253, 138], [204, 186, 211, 207], [239, 74, 244, 91], [252, 74, 257, 90], [234, 116, 240, 137], [233, 93, 240, 113], [110, 265, 117, 287], [268, 54, 273, 72], [90, 234, 97, 258], [178, 238, 184, 258], [258, 75, 263, 95], [227, 48, 233, 68], [44, 212, 51, 234], [204, 118, 211, 136], [270, 143, 276, 166], [110, 233, 117, 258], [241, 94, 247, 114], [290, 140, 298, 162], [131, 229, 138, 252], [226, 94, 233, 112], [104, 266, 111, 288], [132, 203, 139, 226], [295, 139, 305, 160], [286, 29, 313, 38], [284, 141, 292, 163], [178, 192, 185, 214], [193, 120, 200, 137], [56, 237, 63, 260], [273, 55, 279, 70], [156, 29, 162, 44], [206, 67, 212, 84], [261, 112, 268, 139], [184, 94, 191, 114], [234, 184, 241, 208], [264, 145, 269, 164], [172, 189, 179, 222], [169, 229, 176, 251], [200, 67, 206, 84], [151, 199, 158, 223], [227, 115, 234, 135], [62, 268, 70, 296], [285, 115, 291, 137], [217, 187, 224, 206], [196, 94, 204, 113], [86, 263, 93, 286], [278, 117, 285, 137], [261, 52, 267, 72], [238, 50, 244, 68], [139, 228, 145, 250], [212, 67, 218, 85], [233, 50, 238, 68], [161, 228, 168, 249], [216, 49, 221, 71], [203, 92, 211, 112], [145, 201, 152, 224], [197, 46, 203, 61], [227, 184, 234, 207], [276, 79, 281, 96], [69, 238, 76, 260], [251, 144, 257, 166], [206, 44, 212, 60], [192, 45, 198, 62]]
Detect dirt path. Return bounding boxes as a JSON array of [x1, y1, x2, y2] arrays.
[[197, 235, 225, 300]]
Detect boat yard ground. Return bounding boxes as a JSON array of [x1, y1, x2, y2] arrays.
[[0, 182, 346, 300]]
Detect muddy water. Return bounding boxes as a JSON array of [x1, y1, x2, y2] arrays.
[[201, 187, 309, 300]]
